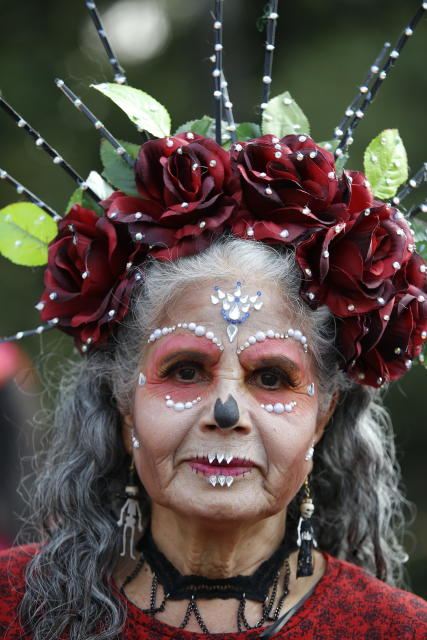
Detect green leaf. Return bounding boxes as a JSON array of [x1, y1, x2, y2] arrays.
[[363, 129, 408, 200], [261, 91, 310, 138], [66, 188, 86, 213], [65, 186, 103, 216], [316, 140, 350, 174], [65, 172, 111, 216], [100, 139, 140, 197], [334, 153, 350, 175], [92, 83, 171, 138], [0, 202, 57, 266], [235, 122, 262, 141], [174, 116, 232, 148], [221, 135, 233, 150], [411, 218, 427, 264], [174, 116, 215, 137], [411, 217, 427, 369]]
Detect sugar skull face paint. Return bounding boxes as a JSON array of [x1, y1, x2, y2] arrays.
[[261, 400, 297, 414], [148, 323, 224, 351], [236, 327, 309, 354], [165, 394, 202, 412], [127, 277, 332, 523]]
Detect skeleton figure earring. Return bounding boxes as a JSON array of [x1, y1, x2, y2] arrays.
[[117, 459, 143, 559], [296, 476, 316, 577]]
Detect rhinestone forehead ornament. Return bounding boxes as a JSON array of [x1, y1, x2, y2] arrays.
[[211, 281, 263, 342]]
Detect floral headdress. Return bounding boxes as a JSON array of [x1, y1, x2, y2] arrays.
[[0, 1, 426, 389]]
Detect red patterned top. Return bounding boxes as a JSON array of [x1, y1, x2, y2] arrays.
[[1, 545, 426, 639]]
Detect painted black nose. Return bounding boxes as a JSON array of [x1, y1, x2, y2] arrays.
[[214, 395, 240, 429]]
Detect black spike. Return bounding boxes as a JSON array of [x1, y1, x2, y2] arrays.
[[408, 200, 427, 218], [85, 0, 127, 85], [212, 0, 224, 145], [393, 163, 427, 205], [55, 79, 135, 167], [0, 96, 100, 204], [220, 72, 237, 144], [333, 42, 391, 141], [0, 168, 59, 219], [260, 0, 279, 115], [0, 324, 54, 344], [335, 3, 427, 159]]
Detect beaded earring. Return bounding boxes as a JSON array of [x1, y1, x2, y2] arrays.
[[296, 476, 316, 577], [117, 459, 143, 559]]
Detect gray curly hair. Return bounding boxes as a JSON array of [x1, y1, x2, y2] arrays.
[[20, 237, 409, 640]]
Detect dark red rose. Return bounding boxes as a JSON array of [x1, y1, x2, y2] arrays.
[[229, 135, 373, 244], [102, 133, 241, 260], [296, 202, 414, 315], [38, 204, 146, 348], [346, 170, 374, 215], [336, 253, 427, 386]]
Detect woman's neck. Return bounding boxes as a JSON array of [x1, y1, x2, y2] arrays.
[[150, 504, 287, 578]]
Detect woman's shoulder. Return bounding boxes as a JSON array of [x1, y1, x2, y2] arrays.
[[325, 553, 426, 602], [0, 544, 39, 640], [297, 553, 427, 638]]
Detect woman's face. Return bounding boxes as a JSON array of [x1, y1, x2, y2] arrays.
[[127, 278, 331, 524]]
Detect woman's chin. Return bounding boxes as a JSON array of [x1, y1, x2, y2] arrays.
[[155, 475, 275, 524]]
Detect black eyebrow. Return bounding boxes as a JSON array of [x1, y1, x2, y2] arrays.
[[242, 354, 301, 376], [158, 349, 217, 367]]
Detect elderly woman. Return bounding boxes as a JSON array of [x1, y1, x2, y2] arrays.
[[1, 212, 427, 638], [2, 0, 427, 634]]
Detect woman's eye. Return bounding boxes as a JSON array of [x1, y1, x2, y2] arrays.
[[176, 367, 198, 381], [167, 362, 207, 383], [159, 359, 209, 383], [258, 371, 281, 389], [251, 368, 295, 390]]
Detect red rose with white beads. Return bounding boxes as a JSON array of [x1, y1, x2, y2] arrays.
[[334, 252, 427, 386], [39, 204, 146, 348], [230, 134, 372, 244], [295, 202, 414, 316], [103, 133, 241, 260]]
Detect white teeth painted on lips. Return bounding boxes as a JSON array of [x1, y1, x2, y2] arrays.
[[208, 475, 234, 488], [206, 452, 234, 464]]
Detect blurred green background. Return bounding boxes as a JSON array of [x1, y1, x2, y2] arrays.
[[0, 0, 426, 596]]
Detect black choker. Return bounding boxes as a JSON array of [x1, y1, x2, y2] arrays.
[[121, 530, 295, 634]]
